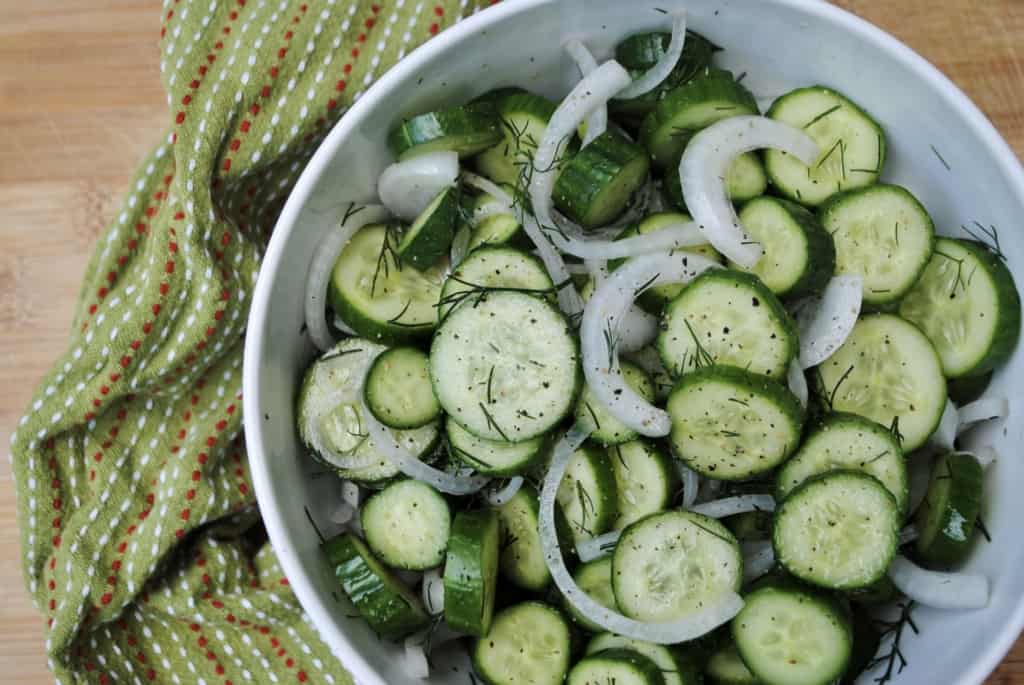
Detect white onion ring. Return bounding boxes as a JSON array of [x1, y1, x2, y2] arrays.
[[377, 151, 459, 221], [449, 225, 472, 269], [899, 524, 920, 547], [969, 445, 1000, 469], [329, 482, 359, 526], [742, 541, 775, 583], [564, 39, 607, 146], [581, 251, 719, 437], [402, 639, 430, 679], [305, 205, 390, 351], [539, 426, 743, 643], [887, 555, 989, 610], [576, 530, 622, 563], [696, 477, 724, 505], [787, 360, 808, 408], [615, 11, 687, 99], [422, 568, 445, 616], [483, 477, 525, 507], [680, 116, 818, 267], [560, 218, 707, 260], [677, 464, 701, 509], [331, 314, 358, 337], [796, 276, 863, 369], [930, 399, 959, 451], [957, 397, 1009, 434], [691, 495, 775, 519]]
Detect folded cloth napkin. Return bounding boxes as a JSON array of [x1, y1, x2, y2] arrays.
[[11, 1, 492, 681]]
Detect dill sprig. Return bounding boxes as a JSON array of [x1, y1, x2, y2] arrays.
[[826, 364, 855, 411], [930, 144, 951, 171], [850, 132, 884, 175], [576, 481, 596, 537], [867, 601, 918, 684], [961, 221, 1006, 261], [304, 506, 326, 545], [486, 366, 496, 405], [803, 104, 841, 129], [478, 402, 510, 441], [436, 275, 570, 313], [634, 273, 661, 297], [889, 416, 905, 447], [387, 300, 426, 328], [319, 347, 364, 362], [583, 402, 603, 431], [370, 223, 403, 297], [448, 442, 493, 471], [603, 321, 620, 369], [341, 201, 366, 225], [934, 250, 969, 297], [683, 319, 715, 370], [976, 514, 992, 542]]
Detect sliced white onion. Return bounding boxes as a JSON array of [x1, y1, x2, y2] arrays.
[[969, 445, 1000, 469], [305, 204, 390, 351], [691, 495, 776, 519], [402, 639, 430, 679], [796, 275, 863, 369], [697, 477, 724, 504], [332, 314, 358, 336], [329, 493, 356, 526], [899, 524, 920, 547], [341, 481, 362, 508], [787, 360, 808, 408], [483, 476, 525, 507], [677, 464, 701, 509], [742, 541, 775, 583], [957, 397, 1009, 434], [581, 251, 719, 437], [619, 308, 660, 353], [887, 555, 989, 610], [681, 116, 818, 268], [906, 451, 936, 516], [539, 426, 743, 643], [564, 39, 607, 146], [576, 530, 622, 563], [616, 11, 687, 99], [564, 218, 707, 260], [378, 151, 459, 221], [931, 399, 959, 451], [450, 224, 472, 269], [422, 568, 445, 616]]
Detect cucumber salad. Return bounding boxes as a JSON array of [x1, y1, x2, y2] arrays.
[[298, 10, 1020, 685]]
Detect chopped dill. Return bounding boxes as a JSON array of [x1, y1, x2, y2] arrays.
[[803, 104, 841, 129], [930, 144, 951, 171], [478, 402, 510, 441], [304, 506, 326, 545], [867, 601, 918, 684]]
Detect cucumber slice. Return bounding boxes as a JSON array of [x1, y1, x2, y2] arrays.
[[567, 648, 666, 685], [396, 186, 458, 269], [915, 451, 984, 565], [444, 509, 500, 636], [439, 245, 554, 319], [640, 74, 759, 169], [323, 533, 430, 640], [556, 443, 618, 543], [298, 340, 440, 482], [774, 471, 900, 590], [431, 291, 581, 442], [815, 314, 947, 453], [776, 413, 907, 515], [565, 555, 618, 633], [612, 510, 742, 622], [948, 370, 994, 405], [610, 440, 678, 529], [819, 184, 935, 306], [667, 365, 804, 480], [724, 511, 773, 543], [389, 101, 502, 160], [329, 224, 445, 343], [616, 30, 716, 72], [469, 192, 525, 250], [553, 129, 651, 229], [706, 643, 760, 685], [495, 484, 551, 591], [899, 237, 1021, 378], [765, 86, 885, 206], [733, 582, 852, 685], [587, 634, 701, 685], [658, 269, 798, 380], [447, 416, 547, 476], [363, 346, 441, 429], [845, 575, 899, 606], [731, 197, 835, 298], [472, 601, 572, 685], [576, 360, 656, 445], [474, 91, 559, 187], [664, 152, 767, 212], [360, 480, 450, 570]]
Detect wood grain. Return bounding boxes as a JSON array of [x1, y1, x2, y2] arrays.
[[0, 1, 1022, 682]]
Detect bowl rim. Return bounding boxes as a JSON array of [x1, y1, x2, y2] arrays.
[[243, 1, 1024, 683]]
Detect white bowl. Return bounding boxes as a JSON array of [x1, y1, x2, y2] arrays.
[[244, 1, 1024, 683]]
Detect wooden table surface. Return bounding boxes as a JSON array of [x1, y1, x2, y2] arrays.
[[1, 0, 1023, 682]]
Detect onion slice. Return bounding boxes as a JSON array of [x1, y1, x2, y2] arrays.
[[305, 204, 390, 351], [931, 399, 959, 451], [539, 426, 743, 642], [680, 116, 818, 267], [796, 275, 863, 369], [378, 151, 459, 221], [402, 638, 430, 679], [483, 477, 524, 507], [787, 360, 808, 408], [615, 11, 687, 99], [742, 541, 775, 583], [577, 530, 622, 563], [957, 397, 1009, 434], [422, 568, 445, 616], [677, 464, 701, 509], [564, 39, 607, 146], [887, 555, 989, 610], [581, 251, 719, 437], [691, 495, 775, 519], [899, 524, 920, 547]]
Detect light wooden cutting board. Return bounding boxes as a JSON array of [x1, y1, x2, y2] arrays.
[[1, 1, 1022, 682]]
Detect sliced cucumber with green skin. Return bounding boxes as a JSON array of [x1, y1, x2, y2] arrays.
[[568, 648, 666, 685], [774, 471, 900, 590], [815, 314, 947, 453], [495, 484, 551, 591], [706, 643, 761, 685], [556, 443, 618, 543], [948, 370, 993, 405], [329, 224, 445, 343], [899, 237, 1021, 378], [323, 533, 430, 640], [396, 185, 458, 269], [610, 440, 678, 530], [733, 581, 852, 685], [776, 412, 907, 515], [731, 197, 836, 298], [363, 346, 441, 429], [765, 86, 886, 206], [667, 365, 804, 480], [447, 416, 547, 476], [474, 91, 559, 187], [298, 339, 440, 482], [845, 574, 899, 605], [587, 634, 701, 685], [473, 601, 573, 685], [431, 291, 581, 442], [553, 129, 651, 229], [360, 479, 450, 570], [612, 510, 743, 622], [576, 360, 656, 445], [915, 451, 984, 565], [659, 269, 798, 380], [663, 151, 767, 212], [444, 509, 500, 636], [610, 31, 717, 120], [469, 192, 526, 250], [842, 606, 882, 685], [565, 555, 619, 633], [819, 184, 935, 307], [640, 75, 759, 169], [439, 245, 553, 319], [610, 212, 724, 315], [389, 101, 502, 160]]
